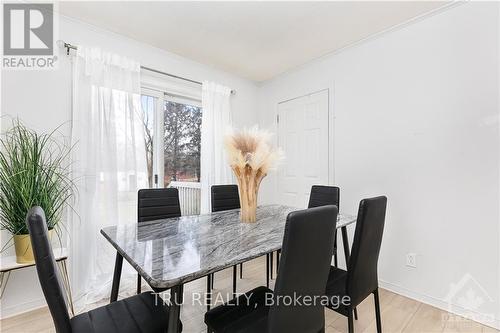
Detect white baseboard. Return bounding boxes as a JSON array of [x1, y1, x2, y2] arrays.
[[0, 297, 47, 320], [379, 280, 500, 330]]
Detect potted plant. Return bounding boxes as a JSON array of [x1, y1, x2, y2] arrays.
[[0, 120, 75, 263]]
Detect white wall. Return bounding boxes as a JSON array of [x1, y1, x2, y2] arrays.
[[258, 2, 500, 328], [0, 15, 259, 318]]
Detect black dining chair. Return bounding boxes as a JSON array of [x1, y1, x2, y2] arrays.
[[325, 196, 387, 333], [211, 185, 241, 213], [308, 185, 340, 266], [138, 188, 182, 222], [205, 205, 338, 333], [26, 206, 181, 333], [137, 188, 182, 294], [275, 185, 340, 277], [308, 185, 340, 209]]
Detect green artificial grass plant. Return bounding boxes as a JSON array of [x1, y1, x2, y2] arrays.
[[0, 120, 75, 236]]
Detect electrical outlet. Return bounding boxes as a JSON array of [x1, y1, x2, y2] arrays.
[[406, 253, 417, 268]]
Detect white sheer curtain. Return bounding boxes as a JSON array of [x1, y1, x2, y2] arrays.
[[200, 81, 233, 213], [70, 46, 148, 307]]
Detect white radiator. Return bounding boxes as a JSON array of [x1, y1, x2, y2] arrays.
[[169, 181, 201, 216]]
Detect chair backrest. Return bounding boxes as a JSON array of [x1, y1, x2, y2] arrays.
[[26, 207, 72, 333], [138, 188, 181, 222], [211, 185, 240, 212], [268, 205, 338, 333], [346, 196, 387, 307], [308, 185, 340, 209]]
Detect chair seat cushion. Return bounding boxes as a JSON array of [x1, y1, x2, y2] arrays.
[[325, 266, 349, 316], [71, 292, 176, 333], [205, 286, 272, 333]]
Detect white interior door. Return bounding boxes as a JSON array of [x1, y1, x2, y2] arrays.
[[277, 90, 329, 208]]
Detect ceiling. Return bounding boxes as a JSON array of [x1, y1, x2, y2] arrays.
[[58, 1, 449, 82]]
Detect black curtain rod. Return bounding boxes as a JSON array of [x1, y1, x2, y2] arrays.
[[63, 42, 235, 93]]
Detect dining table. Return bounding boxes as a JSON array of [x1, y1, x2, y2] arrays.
[[101, 204, 357, 333]]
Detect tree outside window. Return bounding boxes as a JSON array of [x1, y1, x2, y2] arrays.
[[141, 95, 202, 188], [163, 101, 202, 185]]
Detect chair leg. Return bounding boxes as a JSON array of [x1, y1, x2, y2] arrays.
[[232, 265, 237, 296], [206, 275, 211, 311], [266, 254, 270, 288], [374, 289, 382, 333], [270, 252, 274, 279], [239, 263, 243, 279], [211, 273, 214, 290], [276, 250, 280, 273], [333, 233, 338, 267], [348, 308, 354, 333], [136, 273, 141, 294]]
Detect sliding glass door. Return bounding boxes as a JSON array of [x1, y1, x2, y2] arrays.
[[140, 89, 202, 214]]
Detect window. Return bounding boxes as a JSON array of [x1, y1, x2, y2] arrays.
[[140, 95, 155, 187], [163, 100, 202, 185], [140, 90, 202, 188]]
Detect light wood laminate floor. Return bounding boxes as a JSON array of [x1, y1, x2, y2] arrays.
[[1, 256, 497, 333]]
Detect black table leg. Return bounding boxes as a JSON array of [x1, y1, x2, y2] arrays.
[[232, 265, 237, 296], [341, 226, 350, 266], [110, 252, 123, 303], [266, 253, 270, 288], [333, 230, 338, 267], [270, 252, 274, 279], [276, 250, 280, 273], [239, 263, 243, 279], [206, 275, 211, 311], [136, 274, 141, 294], [167, 284, 183, 333]]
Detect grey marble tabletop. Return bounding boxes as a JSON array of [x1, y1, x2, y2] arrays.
[[101, 204, 356, 289]]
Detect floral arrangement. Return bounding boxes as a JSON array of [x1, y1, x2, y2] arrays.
[[225, 127, 282, 222]]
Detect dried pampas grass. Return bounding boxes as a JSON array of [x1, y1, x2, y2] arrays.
[[224, 127, 283, 222], [224, 127, 283, 175]]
